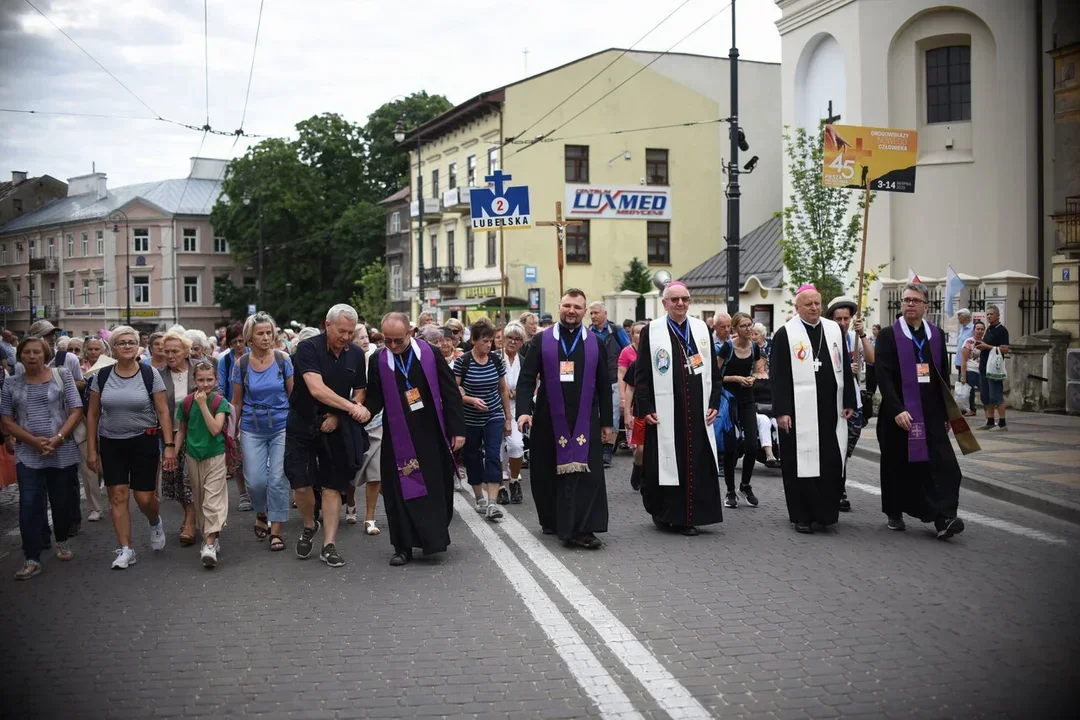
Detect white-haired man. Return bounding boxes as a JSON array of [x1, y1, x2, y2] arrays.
[[285, 303, 370, 568], [954, 308, 974, 379], [588, 300, 629, 467]]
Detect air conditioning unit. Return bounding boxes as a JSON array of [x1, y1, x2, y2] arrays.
[[1067, 349, 1080, 414]]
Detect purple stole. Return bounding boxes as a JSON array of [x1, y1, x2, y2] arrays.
[[893, 319, 940, 463], [541, 326, 598, 474], [379, 342, 448, 500]]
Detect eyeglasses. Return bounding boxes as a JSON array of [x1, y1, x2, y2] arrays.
[[901, 298, 926, 305], [113, 340, 138, 347], [737, 324, 754, 330], [666, 296, 691, 304], [385, 336, 408, 346]]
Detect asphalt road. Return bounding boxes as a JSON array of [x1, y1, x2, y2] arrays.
[[1, 452, 1077, 719]]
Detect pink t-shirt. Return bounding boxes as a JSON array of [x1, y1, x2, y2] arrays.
[[618, 345, 637, 369]]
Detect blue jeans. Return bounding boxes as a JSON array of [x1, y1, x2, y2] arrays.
[[465, 417, 504, 486], [963, 370, 981, 413], [241, 431, 289, 523], [18, 463, 77, 562], [981, 376, 1004, 406]]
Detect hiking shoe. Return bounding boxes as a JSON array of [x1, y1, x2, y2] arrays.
[[320, 543, 345, 567], [111, 547, 137, 569], [509, 480, 523, 504], [496, 487, 510, 505], [296, 525, 317, 559], [149, 518, 166, 551], [238, 493, 253, 511], [725, 492, 738, 509], [14, 560, 42, 580], [839, 494, 851, 512], [887, 515, 906, 531], [345, 506, 358, 524], [740, 484, 759, 507], [55, 541, 74, 561], [795, 522, 813, 534], [200, 543, 218, 568], [936, 517, 966, 540], [475, 497, 489, 514], [485, 502, 504, 521]]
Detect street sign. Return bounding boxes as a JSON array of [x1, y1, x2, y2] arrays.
[[470, 170, 531, 230], [524, 266, 538, 283], [1064, 268, 1072, 282], [822, 124, 919, 193], [247, 304, 257, 315]]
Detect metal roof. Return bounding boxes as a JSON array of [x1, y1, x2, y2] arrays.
[[679, 214, 784, 294], [0, 177, 224, 234], [379, 186, 410, 205]]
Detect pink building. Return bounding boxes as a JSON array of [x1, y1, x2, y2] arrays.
[[0, 158, 249, 337]]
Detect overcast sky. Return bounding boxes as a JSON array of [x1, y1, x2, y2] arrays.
[[0, 0, 781, 188]]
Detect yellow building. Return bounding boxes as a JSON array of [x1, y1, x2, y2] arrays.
[[400, 48, 781, 322]]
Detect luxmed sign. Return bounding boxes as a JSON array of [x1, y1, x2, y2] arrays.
[[565, 186, 672, 220]]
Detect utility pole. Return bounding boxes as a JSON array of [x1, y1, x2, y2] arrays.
[[725, 0, 741, 313], [257, 200, 264, 310], [416, 133, 426, 309]]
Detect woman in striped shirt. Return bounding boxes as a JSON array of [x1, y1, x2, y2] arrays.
[[453, 318, 512, 521]]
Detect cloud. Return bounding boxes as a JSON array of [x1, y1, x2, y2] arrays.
[[0, 0, 781, 188]]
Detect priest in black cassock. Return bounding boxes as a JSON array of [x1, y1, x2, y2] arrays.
[[770, 285, 857, 533], [364, 312, 466, 566], [875, 282, 971, 539], [634, 281, 724, 536], [516, 289, 612, 548]]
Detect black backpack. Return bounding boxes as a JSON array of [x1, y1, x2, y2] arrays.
[[459, 351, 504, 385], [238, 351, 288, 395], [94, 363, 158, 403]]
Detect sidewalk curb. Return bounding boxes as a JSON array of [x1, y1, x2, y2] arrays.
[[852, 444, 1080, 526]]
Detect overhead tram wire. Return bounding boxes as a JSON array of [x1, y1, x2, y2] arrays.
[[204, 0, 211, 128], [502, 0, 696, 146], [503, 1, 733, 163]]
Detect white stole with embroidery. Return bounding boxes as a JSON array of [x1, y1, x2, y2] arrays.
[[784, 316, 847, 478], [648, 316, 718, 487]]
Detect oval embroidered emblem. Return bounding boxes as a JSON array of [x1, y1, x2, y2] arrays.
[[655, 348, 671, 374]]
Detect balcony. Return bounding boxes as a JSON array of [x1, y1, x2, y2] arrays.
[[410, 198, 441, 222], [28, 257, 60, 273], [1054, 196, 1079, 254], [421, 266, 460, 287], [441, 186, 474, 213]]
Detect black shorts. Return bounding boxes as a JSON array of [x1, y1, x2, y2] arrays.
[[284, 429, 351, 494], [100, 433, 159, 493]]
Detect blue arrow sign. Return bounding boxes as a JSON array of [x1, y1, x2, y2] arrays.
[[470, 170, 532, 231]]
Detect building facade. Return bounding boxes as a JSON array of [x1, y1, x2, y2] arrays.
[[379, 186, 412, 315], [0, 158, 246, 336], [398, 48, 782, 322], [0, 171, 67, 228]]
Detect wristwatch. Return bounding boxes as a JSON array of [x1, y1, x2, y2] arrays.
[[164, 442, 176, 448], [55, 432, 65, 442]]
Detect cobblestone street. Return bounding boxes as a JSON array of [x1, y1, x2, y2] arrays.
[[2, 453, 1078, 719]]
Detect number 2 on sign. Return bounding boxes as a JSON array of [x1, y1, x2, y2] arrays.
[[829, 154, 855, 180], [492, 197, 509, 215]]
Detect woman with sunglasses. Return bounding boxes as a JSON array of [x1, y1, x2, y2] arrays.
[[496, 321, 526, 504], [717, 312, 767, 509]]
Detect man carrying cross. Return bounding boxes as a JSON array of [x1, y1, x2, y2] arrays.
[[874, 282, 968, 539], [516, 289, 612, 548], [769, 285, 857, 534]]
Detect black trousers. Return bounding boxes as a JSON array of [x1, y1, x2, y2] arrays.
[[723, 397, 759, 492], [865, 364, 878, 396]]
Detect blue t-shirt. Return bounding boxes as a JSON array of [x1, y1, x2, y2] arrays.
[[231, 354, 294, 434]]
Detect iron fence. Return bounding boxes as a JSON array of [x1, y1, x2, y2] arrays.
[[1017, 285, 1054, 336]]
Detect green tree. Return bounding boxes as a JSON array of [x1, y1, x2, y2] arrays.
[[778, 122, 874, 305], [350, 260, 390, 326], [619, 257, 653, 294], [362, 92, 454, 199], [213, 276, 257, 323]]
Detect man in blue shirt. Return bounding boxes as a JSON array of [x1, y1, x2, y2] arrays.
[[953, 308, 974, 375], [588, 301, 630, 467]]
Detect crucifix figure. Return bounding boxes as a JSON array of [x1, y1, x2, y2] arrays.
[[536, 201, 583, 298], [812, 358, 822, 373]]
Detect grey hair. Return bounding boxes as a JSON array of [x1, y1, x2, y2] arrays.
[[296, 327, 320, 343], [986, 304, 1001, 315], [502, 321, 527, 341], [904, 282, 930, 301], [957, 307, 972, 318], [326, 303, 359, 324], [243, 312, 277, 344], [418, 311, 436, 323], [183, 328, 208, 348], [752, 323, 767, 336], [420, 325, 444, 344], [587, 301, 607, 312], [56, 336, 71, 351], [109, 325, 140, 347]]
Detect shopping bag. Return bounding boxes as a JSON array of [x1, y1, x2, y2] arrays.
[[986, 347, 1008, 380], [953, 382, 971, 404]]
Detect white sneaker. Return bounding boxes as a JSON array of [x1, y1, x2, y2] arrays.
[[87, 510, 102, 522], [345, 506, 358, 524], [112, 547, 137, 569], [475, 497, 489, 514], [200, 543, 218, 568], [485, 502, 504, 521], [149, 518, 166, 551]]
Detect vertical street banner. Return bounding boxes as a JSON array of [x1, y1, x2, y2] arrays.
[[822, 124, 919, 193]]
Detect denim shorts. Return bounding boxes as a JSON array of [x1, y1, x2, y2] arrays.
[[981, 376, 1004, 405]]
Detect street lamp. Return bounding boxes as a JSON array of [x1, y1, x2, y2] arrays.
[[106, 210, 130, 325], [394, 114, 426, 308], [243, 195, 264, 310]]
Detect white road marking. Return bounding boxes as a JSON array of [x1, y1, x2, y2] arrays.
[[846, 480, 1068, 545], [453, 494, 645, 720], [498, 511, 715, 720]]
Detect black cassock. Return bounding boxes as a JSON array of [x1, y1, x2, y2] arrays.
[[875, 324, 961, 522], [633, 323, 724, 528], [770, 321, 857, 526], [516, 326, 611, 539], [364, 343, 465, 555]]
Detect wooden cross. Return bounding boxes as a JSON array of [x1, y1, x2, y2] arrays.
[[536, 201, 583, 298]]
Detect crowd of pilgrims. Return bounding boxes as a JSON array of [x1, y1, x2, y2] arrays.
[[4, 279, 968, 581]]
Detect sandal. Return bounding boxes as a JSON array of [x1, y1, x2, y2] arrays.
[[179, 533, 196, 547], [253, 514, 269, 540], [268, 534, 286, 552], [365, 520, 381, 536]]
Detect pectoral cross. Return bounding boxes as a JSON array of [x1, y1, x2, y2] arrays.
[[537, 201, 583, 298], [812, 358, 822, 373]]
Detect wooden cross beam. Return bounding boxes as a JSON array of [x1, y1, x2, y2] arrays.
[[536, 201, 583, 299]]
